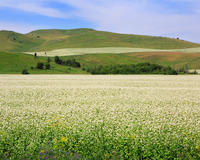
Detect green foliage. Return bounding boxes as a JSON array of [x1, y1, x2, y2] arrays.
[[36, 62, 44, 69], [86, 63, 178, 75], [54, 56, 62, 64], [55, 56, 81, 68], [21, 69, 29, 74], [47, 57, 51, 63], [45, 63, 51, 70], [0, 122, 199, 159], [65, 59, 81, 68]]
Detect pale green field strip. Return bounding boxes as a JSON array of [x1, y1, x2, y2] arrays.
[[25, 47, 200, 57], [188, 69, 200, 74]]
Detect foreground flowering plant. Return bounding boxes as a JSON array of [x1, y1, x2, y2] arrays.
[[0, 75, 200, 159]]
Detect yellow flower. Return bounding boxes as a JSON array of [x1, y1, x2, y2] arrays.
[[60, 137, 67, 142], [196, 145, 200, 150], [40, 150, 45, 153]]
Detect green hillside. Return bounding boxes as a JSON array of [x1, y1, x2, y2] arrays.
[[0, 28, 199, 53], [0, 52, 87, 74], [0, 50, 200, 74], [63, 52, 200, 70]]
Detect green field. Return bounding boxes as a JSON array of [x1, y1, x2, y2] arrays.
[[26, 47, 200, 57], [1, 28, 200, 53]]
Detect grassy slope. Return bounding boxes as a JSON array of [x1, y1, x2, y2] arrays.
[[0, 52, 87, 74], [1, 51, 200, 74], [0, 31, 43, 52], [0, 28, 200, 53], [64, 52, 200, 69]]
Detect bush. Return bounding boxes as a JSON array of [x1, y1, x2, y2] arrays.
[[47, 57, 51, 63], [86, 63, 178, 75], [55, 56, 81, 68], [45, 63, 51, 70], [21, 69, 29, 74], [55, 56, 62, 64], [37, 62, 44, 69], [65, 59, 81, 68]]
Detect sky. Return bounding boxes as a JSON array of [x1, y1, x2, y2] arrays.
[[0, 0, 200, 43]]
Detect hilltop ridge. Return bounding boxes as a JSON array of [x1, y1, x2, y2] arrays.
[[0, 28, 199, 52]]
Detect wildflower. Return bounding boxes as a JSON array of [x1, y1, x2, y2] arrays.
[[196, 146, 200, 150], [60, 137, 67, 142], [40, 150, 45, 153]]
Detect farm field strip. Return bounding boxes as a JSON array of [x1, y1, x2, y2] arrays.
[[25, 47, 200, 57], [0, 75, 200, 159]]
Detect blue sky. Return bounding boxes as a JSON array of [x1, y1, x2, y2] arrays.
[[0, 0, 199, 43]]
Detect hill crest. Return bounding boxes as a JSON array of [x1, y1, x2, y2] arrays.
[[0, 28, 199, 52]]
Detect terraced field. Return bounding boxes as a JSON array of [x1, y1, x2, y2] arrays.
[[0, 75, 200, 159]]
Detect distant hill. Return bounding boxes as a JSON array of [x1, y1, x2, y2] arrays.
[[0, 28, 200, 52]]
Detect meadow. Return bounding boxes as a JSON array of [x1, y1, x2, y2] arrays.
[[26, 47, 200, 57], [0, 75, 200, 159]]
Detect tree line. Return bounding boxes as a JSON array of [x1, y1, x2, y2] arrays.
[[85, 63, 178, 75], [54, 56, 81, 68]]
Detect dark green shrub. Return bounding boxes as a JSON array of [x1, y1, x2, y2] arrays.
[[65, 59, 81, 68], [45, 63, 51, 70], [86, 63, 178, 75], [55, 56, 62, 64], [47, 57, 51, 63], [21, 69, 29, 74], [36, 62, 44, 69]]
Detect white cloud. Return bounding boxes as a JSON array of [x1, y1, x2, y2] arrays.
[[0, 21, 45, 33], [58, 0, 200, 43], [0, 0, 67, 18]]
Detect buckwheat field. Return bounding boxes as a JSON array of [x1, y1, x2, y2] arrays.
[[0, 75, 200, 160]]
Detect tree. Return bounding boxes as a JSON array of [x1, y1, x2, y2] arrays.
[[55, 56, 62, 64], [45, 63, 50, 70], [47, 57, 51, 63], [36, 62, 44, 69]]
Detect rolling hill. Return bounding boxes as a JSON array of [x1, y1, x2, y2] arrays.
[[0, 28, 200, 53], [0, 28, 200, 74]]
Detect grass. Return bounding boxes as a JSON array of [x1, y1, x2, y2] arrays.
[[1, 28, 200, 53], [1, 51, 200, 74], [0, 75, 200, 159], [61, 52, 200, 70], [0, 52, 87, 74]]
